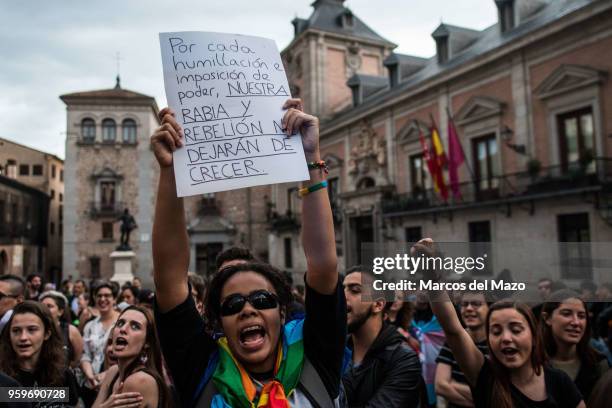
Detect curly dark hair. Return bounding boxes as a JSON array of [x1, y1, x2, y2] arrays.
[[107, 305, 171, 408], [0, 301, 66, 386], [214, 246, 255, 271], [205, 262, 292, 325]]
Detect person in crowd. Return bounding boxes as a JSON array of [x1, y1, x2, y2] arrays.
[[435, 291, 489, 408], [384, 290, 405, 326], [152, 99, 346, 407], [282, 271, 305, 322], [342, 266, 421, 407], [413, 238, 585, 408], [120, 285, 140, 306], [71, 279, 88, 317], [25, 273, 43, 301], [215, 246, 256, 270], [532, 277, 553, 319], [93, 305, 171, 408], [386, 298, 421, 353], [80, 282, 120, 407], [0, 274, 26, 334], [138, 289, 155, 310], [43, 283, 57, 292], [187, 272, 206, 316], [587, 370, 612, 408], [132, 277, 142, 291], [77, 292, 99, 332], [40, 290, 84, 368], [413, 291, 446, 407], [0, 301, 79, 406], [541, 290, 609, 400]]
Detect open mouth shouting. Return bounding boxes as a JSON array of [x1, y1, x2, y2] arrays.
[[113, 336, 129, 352], [500, 346, 520, 361], [239, 325, 267, 351]]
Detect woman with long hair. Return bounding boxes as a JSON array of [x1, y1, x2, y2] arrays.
[[0, 301, 79, 406], [541, 290, 609, 400], [80, 282, 120, 406], [93, 305, 170, 408], [40, 290, 84, 368], [413, 238, 585, 408]]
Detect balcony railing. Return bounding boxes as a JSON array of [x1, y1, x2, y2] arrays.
[[269, 210, 301, 232], [90, 201, 125, 218], [383, 158, 612, 215]]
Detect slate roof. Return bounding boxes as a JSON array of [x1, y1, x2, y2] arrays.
[[60, 76, 159, 112], [324, 0, 600, 128], [292, 0, 395, 46]]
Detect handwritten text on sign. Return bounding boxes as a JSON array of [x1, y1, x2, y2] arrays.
[[159, 32, 309, 197]]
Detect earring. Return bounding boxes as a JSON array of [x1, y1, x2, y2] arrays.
[[140, 353, 148, 364]]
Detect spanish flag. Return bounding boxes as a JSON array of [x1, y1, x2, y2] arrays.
[[429, 118, 448, 201]]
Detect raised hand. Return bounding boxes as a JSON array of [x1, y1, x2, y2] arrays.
[[150, 108, 183, 167], [282, 98, 320, 160]]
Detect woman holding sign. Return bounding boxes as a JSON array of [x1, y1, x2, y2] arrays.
[[150, 98, 346, 407], [413, 239, 585, 408]]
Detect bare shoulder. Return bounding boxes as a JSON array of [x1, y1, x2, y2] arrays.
[[123, 371, 158, 392]]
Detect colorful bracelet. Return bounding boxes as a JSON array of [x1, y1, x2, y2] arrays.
[[307, 160, 329, 174], [298, 180, 328, 197]]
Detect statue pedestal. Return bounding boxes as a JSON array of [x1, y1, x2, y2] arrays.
[[110, 251, 135, 285]]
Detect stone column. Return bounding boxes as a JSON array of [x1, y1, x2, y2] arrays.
[[110, 251, 135, 286]]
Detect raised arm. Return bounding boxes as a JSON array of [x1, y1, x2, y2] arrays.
[[151, 108, 190, 312], [282, 99, 337, 295], [412, 238, 484, 387]]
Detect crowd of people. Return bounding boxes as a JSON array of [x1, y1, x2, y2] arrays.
[[0, 99, 611, 407]]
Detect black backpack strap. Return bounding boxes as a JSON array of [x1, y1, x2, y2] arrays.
[[194, 379, 218, 408], [298, 357, 335, 408]]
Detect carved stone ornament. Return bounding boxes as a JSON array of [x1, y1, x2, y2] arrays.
[[348, 120, 389, 186]]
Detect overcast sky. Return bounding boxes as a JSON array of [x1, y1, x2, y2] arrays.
[[0, 0, 497, 159]]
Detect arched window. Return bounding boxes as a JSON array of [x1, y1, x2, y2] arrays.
[[357, 177, 375, 189], [81, 118, 96, 142], [122, 119, 137, 144], [102, 118, 116, 142]]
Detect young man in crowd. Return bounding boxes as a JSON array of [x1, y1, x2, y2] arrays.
[[342, 266, 422, 407], [435, 290, 489, 407], [25, 273, 42, 301], [0, 274, 25, 333]]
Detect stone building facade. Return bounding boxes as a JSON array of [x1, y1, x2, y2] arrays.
[[0, 138, 64, 281], [61, 80, 161, 285], [270, 0, 612, 285]]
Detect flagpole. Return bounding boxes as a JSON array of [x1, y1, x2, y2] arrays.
[[446, 107, 476, 182]]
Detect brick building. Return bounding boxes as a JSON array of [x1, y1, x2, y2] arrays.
[[0, 138, 64, 281], [270, 0, 612, 284]]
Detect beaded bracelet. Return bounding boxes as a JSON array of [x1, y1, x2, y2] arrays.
[[307, 160, 329, 174], [298, 180, 328, 198]]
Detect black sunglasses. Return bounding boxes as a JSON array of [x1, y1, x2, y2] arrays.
[[220, 290, 279, 316]]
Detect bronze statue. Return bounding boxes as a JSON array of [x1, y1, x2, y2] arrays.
[[116, 208, 137, 250]]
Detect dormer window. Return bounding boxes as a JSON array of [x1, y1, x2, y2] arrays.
[[436, 37, 449, 64], [340, 11, 354, 28], [496, 0, 516, 33]]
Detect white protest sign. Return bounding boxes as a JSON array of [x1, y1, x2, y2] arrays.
[[159, 31, 309, 197]]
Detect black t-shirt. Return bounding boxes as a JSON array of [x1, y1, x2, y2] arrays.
[[0, 372, 32, 408], [471, 360, 583, 408], [14, 368, 79, 407], [155, 280, 347, 407], [436, 340, 488, 408]]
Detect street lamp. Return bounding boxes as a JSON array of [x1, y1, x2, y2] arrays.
[[501, 125, 527, 155]]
